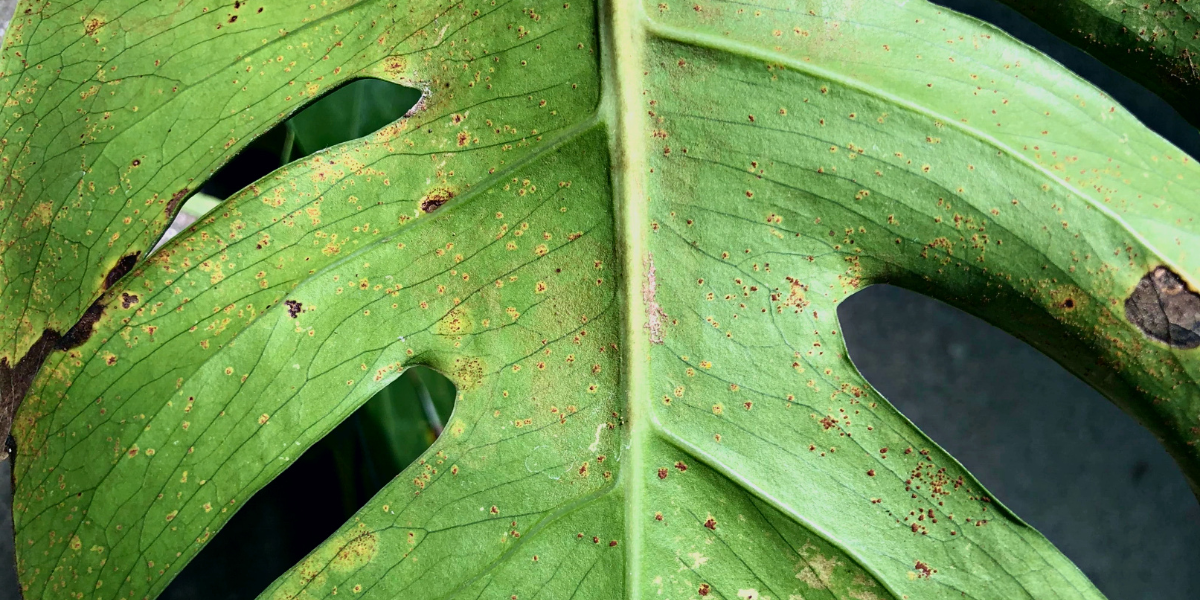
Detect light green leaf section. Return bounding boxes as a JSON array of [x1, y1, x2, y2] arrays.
[[992, 0, 1200, 127], [3, 0, 1199, 600]]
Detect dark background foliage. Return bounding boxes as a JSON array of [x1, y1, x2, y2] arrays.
[[0, 0, 1197, 598]]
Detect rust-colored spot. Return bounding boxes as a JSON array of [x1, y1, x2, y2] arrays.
[[1125, 266, 1200, 349], [703, 517, 717, 530], [674, 461, 688, 472], [699, 584, 711, 596], [657, 468, 668, 480]]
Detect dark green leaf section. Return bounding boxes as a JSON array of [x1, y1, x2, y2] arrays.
[[993, 0, 1200, 127]]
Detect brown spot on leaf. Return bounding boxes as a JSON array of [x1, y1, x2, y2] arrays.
[[914, 560, 934, 578], [420, 188, 455, 213], [285, 299, 303, 318], [1125, 266, 1200, 349], [84, 17, 105, 36], [120, 293, 139, 309], [167, 188, 190, 215]]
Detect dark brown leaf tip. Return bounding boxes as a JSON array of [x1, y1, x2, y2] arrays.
[[1124, 266, 1200, 349]]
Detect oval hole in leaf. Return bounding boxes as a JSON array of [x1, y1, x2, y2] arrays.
[[152, 78, 422, 252], [157, 366, 455, 600], [838, 284, 1200, 599]]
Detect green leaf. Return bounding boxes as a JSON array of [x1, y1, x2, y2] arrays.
[[2, 0, 1198, 599], [991, 0, 1200, 127]]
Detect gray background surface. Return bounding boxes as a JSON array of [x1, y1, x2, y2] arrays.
[[0, 0, 1199, 598]]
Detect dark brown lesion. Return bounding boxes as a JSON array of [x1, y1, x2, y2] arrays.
[[102, 251, 141, 290], [0, 254, 138, 460], [1124, 266, 1200, 349], [166, 187, 190, 216], [284, 299, 303, 318], [419, 188, 455, 213]]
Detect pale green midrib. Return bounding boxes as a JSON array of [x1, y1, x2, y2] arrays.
[[642, 19, 1195, 292], [599, 0, 652, 596]]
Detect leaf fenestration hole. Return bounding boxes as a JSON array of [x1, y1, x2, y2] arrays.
[[160, 366, 455, 600], [151, 78, 422, 252], [838, 284, 1200, 600]]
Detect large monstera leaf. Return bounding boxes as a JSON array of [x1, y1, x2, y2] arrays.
[[1, 0, 1198, 597]]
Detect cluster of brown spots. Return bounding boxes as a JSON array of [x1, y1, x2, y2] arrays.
[[284, 299, 303, 318], [452, 357, 484, 390], [775, 276, 809, 313], [120, 292, 139, 309], [330, 531, 378, 572], [703, 516, 717, 530], [83, 17, 105, 36], [914, 560, 936, 578]]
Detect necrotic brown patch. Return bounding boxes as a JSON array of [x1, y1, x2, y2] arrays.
[[103, 252, 141, 290], [419, 188, 455, 213], [1124, 266, 1200, 349]]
